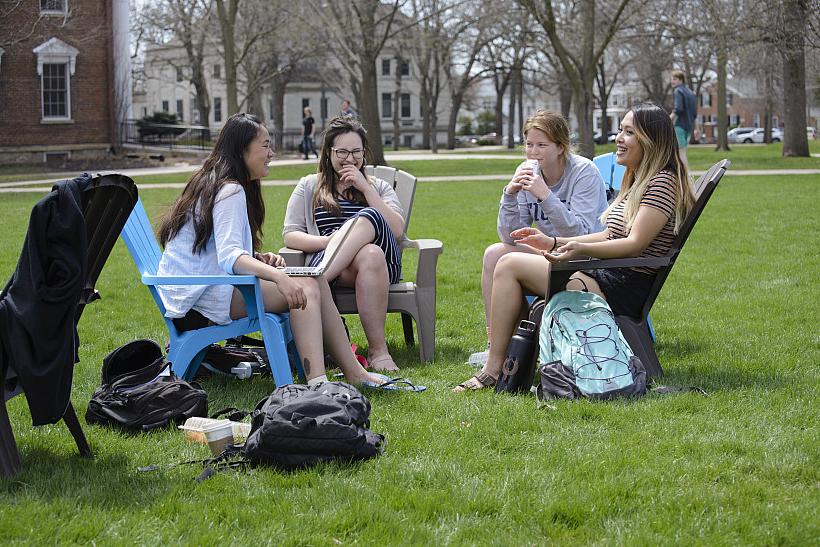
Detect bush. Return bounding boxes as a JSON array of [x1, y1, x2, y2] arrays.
[[458, 116, 473, 135], [137, 112, 187, 142], [476, 111, 495, 136]]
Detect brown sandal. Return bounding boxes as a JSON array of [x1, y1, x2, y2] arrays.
[[453, 371, 497, 393]]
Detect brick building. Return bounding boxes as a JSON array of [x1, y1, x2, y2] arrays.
[[0, 0, 130, 165], [694, 80, 786, 144]]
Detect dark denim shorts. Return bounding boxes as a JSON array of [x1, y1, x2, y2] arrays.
[[581, 268, 655, 319]]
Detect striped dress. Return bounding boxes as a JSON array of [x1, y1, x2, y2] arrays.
[[605, 170, 678, 274], [307, 198, 402, 284]]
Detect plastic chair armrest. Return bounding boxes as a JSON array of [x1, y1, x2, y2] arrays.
[[141, 274, 259, 286], [402, 238, 443, 288], [550, 255, 673, 272], [278, 247, 306, 267]]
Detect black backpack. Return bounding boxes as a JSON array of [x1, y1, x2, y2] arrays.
[[85, 339, 208, 431], [243, 382, 384, 470]]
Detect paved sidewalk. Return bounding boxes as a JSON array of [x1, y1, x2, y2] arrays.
[[1, 152, 818, 194]]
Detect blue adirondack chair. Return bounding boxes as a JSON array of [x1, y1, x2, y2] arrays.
[[592, 152, 655, 342], [593, 152, 626, 196], [120, 199, 297, 385]]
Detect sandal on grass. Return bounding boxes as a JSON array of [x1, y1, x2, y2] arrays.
[[360, 372, 426, 392], [453, 371, 497, 393], [368, 354, 400, 373]]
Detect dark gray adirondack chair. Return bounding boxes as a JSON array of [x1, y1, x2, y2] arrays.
[[542, 159, 730, 378], [1, 173, 138, 477]]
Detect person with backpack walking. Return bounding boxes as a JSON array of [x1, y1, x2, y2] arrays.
[[156, 113, 385, 388], [454, 102, 695, 392], [670, 69, 697, 168]]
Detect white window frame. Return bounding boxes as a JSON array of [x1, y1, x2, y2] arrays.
[[33, 37, 78, 122], [40, 0, 68, 16]]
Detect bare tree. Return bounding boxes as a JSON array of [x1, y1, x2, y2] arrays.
[[765, 0, 812, 156], [141, 0, 214, 127], [304, 0, 406, 165], [443, 1, 498, 149], [518, 0, 636, 158], [405, 0, 467, 152]]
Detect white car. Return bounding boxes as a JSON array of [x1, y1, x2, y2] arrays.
[[727, 127, 756, 143], [808, 127, 817, 140], [737, 128, 783, 143]]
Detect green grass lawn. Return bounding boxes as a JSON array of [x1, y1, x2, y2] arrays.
[[1, 171, 818, 544]]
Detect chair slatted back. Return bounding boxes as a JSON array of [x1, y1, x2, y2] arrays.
[[592, 153, 614, 187], [121, 198, 162, 277], [637, 159, 730, 319], [364, 165, 418, 232], [78, 174, 138, 309], [120, 199, 170, 316], [592, 152, 626, 193]]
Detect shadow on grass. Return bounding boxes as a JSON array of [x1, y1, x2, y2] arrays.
[[0, 447, 176, 506], [660, 359, 793, 393]]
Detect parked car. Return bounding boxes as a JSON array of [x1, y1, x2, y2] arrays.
[[501, 134, 521, 145], [477, 132, 499, 145], [455, 134, 479, 145], [727, 127, 756, 143], [737, 128, 783, 143], [808, 127, 817, 140]]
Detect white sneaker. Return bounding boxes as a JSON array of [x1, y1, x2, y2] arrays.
[[466, 350, 489, 368]]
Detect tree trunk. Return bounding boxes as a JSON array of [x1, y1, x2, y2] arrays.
[[215, 0, 239, 116], [573, 86, 596, 158], [270, 78, 287, 152], [494, 74, 507, 144], [447, 89, 465, 149], [781, 0, 809, 157], [575, 0, 596, 158], [421, 84, 431, 149], [714, 41, 730, 152], [559, 77, 573, 120], [507, 68, 517, 149], [393, 57, 401, 151], [188, 49, 210, 130], [359, 61, 385, 164], [517, 70, 524, 133]]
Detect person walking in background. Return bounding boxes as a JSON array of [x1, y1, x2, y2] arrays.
[[302, 107, 318, 160], [340, 99, 357, 118], [670, 69, 697, 168]]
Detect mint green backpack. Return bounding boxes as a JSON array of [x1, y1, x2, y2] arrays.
[[536, 291, 646, 400]]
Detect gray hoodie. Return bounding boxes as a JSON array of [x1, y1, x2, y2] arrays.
[[497, 153, 607, 244]]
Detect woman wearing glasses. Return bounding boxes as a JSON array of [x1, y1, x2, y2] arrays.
[[157, 113, 385, 387], [283, 116, 405, 372]]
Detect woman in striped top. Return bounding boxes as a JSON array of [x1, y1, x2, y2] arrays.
[[284, 116, 406, 372], [455, 102, 695, 392]]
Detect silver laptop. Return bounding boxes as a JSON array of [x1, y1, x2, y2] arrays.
[[278, 218, 356, 277]]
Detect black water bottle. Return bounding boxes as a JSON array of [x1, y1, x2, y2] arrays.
[[495, 320, 538, 394]]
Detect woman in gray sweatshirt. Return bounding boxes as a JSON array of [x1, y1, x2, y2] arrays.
[[469, 110, 607, 367]]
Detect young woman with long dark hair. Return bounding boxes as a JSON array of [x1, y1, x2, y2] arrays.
[[156, 113, 383, 386]]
